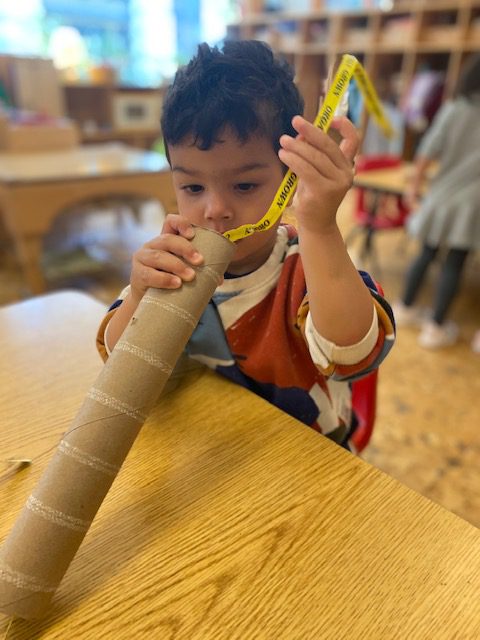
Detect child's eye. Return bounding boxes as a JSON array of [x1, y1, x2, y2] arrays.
[[182, 184, 204, 194], [236, 183, 257, 192]]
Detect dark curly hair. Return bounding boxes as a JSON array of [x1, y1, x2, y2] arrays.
[[161, 40, 304, 158]]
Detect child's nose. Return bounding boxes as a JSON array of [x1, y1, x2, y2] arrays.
[[204, 193, 233, 221]]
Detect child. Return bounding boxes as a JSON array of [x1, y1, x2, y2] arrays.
[[97, 41, 395, 449], [393, 53, 480, 349]]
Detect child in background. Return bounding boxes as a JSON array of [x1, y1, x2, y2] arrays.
[[393, 53, 480, 349], [97, 41, 395, 450]]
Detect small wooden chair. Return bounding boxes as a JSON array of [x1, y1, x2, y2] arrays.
[[346, 154, 411, 272]]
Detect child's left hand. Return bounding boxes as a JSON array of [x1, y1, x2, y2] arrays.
[[278, 115, 359, 235]]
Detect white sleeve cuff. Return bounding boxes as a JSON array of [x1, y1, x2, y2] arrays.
[[305, 305, 379, 368]]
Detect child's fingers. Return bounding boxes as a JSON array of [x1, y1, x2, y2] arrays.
[[279, 134, 338, 181], [136, 266, 183, 290], [278, 147, 330, 187], [158, 214, 204, 265], [162, 213, 196, 239], [145, 233, 204, 267], [138, 248, 195, 284], [291, 115, 357, 169], [330, 117, 360, 164], [279, 146, 354, 196], [132, 236, 202, 291]]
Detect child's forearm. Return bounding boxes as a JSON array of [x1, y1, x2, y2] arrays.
[[104, 292, 142, 352], [299, 224, 374, 346]]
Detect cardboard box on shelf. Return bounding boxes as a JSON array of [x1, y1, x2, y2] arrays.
[[0, 117, 79, 152]]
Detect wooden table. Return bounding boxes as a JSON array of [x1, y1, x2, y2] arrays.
[[353, 162, 414, 196], [1, 291, 480, 639], [353, 161, 438, 197], [0, 144, 177, 294]]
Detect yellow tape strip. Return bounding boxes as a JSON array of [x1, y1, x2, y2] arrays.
[[224, 54, 394, 242]]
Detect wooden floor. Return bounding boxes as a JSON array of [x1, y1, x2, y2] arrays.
[[1, 193, 479, 528]]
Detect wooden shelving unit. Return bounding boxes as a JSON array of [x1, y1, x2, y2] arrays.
[[62, 83, 165, 150], [0, 54, 165, 151], [228, 0, 480, 155]]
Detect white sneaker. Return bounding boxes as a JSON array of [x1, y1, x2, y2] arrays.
[[418, 321, 459, 349], [391, 300, 427, 328]]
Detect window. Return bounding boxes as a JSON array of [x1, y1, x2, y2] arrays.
[[0, 0, 239, 86], [0, 1, 44, 55]]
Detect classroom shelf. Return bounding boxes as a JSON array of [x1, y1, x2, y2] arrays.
[[229, 0, 480, 157]]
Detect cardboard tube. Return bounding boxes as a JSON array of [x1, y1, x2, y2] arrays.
[[0, 227, 234, 619]]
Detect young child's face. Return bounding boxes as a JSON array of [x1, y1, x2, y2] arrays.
[[169, 128, 286, 274]]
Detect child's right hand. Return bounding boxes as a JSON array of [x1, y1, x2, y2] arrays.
[[129, 214, 204, 303]]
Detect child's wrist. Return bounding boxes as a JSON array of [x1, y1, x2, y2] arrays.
[[127, 288, 144, 309], [297, 220, 340, 239]]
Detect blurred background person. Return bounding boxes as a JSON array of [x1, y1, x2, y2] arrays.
[[393, 53, 480, 349]]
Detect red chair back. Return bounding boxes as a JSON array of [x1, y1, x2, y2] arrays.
[[351, 369, 378, 453], [355, 154, 402, 172], [350, 280, 385, 453]]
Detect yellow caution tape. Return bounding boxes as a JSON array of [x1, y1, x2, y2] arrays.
[[224, 54, 394, 242]]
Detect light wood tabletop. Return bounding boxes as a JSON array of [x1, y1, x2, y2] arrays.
[[0, 144, 177, 294], [353, 161, 437, 196], [0, 143, 169, 183], [353, 163, 413, 196], [1, 291, 480, 639]]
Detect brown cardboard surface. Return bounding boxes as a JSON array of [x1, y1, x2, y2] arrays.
[[0, 226, 234, 619]]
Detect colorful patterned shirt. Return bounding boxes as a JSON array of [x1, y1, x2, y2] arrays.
[[97, 225, 395, 448]]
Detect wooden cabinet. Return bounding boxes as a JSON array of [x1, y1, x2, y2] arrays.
[[62, 83, 165, 150], [228, 0, 480, 153]]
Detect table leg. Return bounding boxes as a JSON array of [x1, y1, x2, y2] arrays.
[[14, 235, 47, 294], [362, 190, 379, 260], [0, 218, 11, 265]]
